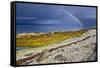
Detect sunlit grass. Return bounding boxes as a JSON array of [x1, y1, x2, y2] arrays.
[[16, 30, 86, 47]]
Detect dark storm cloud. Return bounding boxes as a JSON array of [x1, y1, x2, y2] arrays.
[[16, 3, 96, 33]]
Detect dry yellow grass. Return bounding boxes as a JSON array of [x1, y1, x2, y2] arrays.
[[16, 30, 86, 47]]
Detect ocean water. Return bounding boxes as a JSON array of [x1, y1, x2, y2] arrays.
[[16, 47, 32, 51]]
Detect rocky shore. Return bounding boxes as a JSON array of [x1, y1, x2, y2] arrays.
[[16, 29, 97, 65]]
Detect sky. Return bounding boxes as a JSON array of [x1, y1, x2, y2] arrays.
[[16, 3, 96, 33]]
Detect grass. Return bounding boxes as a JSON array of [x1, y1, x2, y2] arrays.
[[16, 30, 86, 47]]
